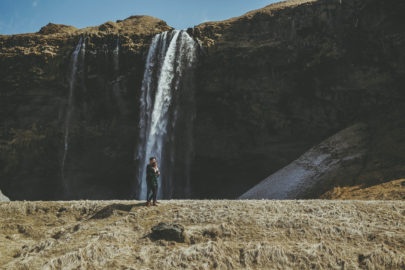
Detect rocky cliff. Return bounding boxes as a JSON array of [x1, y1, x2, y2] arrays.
[[0, 16, 172, 200], [190, 0, 405, 198], [1, 0, 404, 200]]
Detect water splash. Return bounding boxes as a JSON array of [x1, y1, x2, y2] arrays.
[[135, 30, 197, 200]]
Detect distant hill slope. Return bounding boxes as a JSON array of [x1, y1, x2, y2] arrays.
[[239, 108, 405, 200], [239, 123, 369, 199], [321, 179, 405, 200]]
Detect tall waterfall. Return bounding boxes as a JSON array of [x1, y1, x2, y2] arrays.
[[113, 34, 119, 72], [61, 37, 85, 194], [134, 30, 197, 200], [111, 35, 128, 115]]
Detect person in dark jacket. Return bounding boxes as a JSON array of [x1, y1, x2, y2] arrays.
[[146, 157, 160, 206]]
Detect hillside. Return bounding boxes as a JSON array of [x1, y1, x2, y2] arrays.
[[321, 179, 405, 200], [1, 200, 404, 269], [239, 123, 369, 199]]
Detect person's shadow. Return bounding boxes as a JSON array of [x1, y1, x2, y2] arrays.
[[89, 202, 146, 220]]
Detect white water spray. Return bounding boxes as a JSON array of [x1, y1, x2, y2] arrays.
[[135, 30, 197, 200]]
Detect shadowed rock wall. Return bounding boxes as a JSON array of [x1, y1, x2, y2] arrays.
[[190, 0, 405, 198]]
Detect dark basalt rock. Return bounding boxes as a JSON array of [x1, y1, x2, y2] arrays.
[[150, 222, 185, 243], [190, 0, 405, 198]]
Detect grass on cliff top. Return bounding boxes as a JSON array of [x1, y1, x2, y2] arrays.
[[1, 199, 404, 269]]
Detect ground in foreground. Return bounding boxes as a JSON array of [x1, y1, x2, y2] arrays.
[[0, 200, 404, 269]]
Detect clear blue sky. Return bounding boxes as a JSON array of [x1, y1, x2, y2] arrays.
[[0, 0, 279, 35]]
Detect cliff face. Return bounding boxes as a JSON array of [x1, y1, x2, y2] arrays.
[[1, 0, 404, 200], [0, 16, 172, 200], [190, 0, 405, 198]]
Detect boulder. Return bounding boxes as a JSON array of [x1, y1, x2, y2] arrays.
[[150, 222, 185, 242]]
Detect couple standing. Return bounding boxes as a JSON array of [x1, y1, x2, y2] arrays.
[[146, 157, 160, 206]]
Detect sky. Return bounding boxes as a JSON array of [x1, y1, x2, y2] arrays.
[[0, 0, 279, 35]]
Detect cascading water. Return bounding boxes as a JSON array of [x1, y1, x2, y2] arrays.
[[134, 30, 197, 200], [113, 34, 119, 72], [61, 37, 85, 194], [111, 34, 128, 115]]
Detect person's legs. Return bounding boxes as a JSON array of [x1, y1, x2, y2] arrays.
[[152, 185, 157, 205], [146, 184, 152, 205]]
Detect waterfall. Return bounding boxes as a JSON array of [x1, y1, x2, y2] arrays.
[[111, 34, 128, 115], [61, 37, 85, 194], [113, 34, 119, 72], [134, 30, 197, 200]]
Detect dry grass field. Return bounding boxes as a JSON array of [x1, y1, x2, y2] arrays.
[[0, 200, 404, 269]]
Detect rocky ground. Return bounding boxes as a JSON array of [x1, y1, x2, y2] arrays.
[[0, 200, 404, 269]]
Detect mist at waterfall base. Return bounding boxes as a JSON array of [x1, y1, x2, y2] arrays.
[[134, 30, 198, 200]]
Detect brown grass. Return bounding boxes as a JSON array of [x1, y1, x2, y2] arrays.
[[321, 179, 405, 200], [197, 0, 318, 27], [0, 200, 404, 269]]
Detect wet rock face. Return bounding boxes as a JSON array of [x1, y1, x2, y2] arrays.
[[190, 0, 405, 198]]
